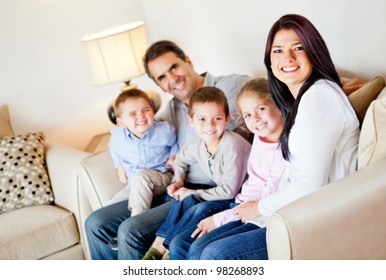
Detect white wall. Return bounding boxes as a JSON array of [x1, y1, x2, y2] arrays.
[[142, 0, 386, 80], [1, 0, 385, 150], [0, 0, 154, 150]]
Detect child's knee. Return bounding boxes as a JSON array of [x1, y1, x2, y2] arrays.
[[129, 170, 146, 185], [200, 243, 224, 260]]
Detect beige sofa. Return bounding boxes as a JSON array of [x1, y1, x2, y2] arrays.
[[77, 149, 125, 259], [0, 105, 90, 259], [267, 77, 386, 259], [77, 75, 386, 260]]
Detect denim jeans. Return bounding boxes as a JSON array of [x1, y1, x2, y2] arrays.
[[85, 200, 130, 260], [117, 201, 172, 259], [188, 221, 268, 260], [85, 195, 172, 260], [157, 195, 233, 249]]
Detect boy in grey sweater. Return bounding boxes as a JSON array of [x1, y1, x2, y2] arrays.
[[143, 86, 251, 260]]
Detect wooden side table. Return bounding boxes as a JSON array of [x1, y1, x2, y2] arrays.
[[85, 132, 110, 154]]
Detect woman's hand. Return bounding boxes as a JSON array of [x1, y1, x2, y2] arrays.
[[232, 201, 260, 223], [191, 216, 216, 238]]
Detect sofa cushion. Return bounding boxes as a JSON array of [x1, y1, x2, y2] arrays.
[[0, 205, 80, 259], [0, 132, 54, 213], [348, 76, 385, 125], [358, 86, 386, 169], [0, 104, 14, 138]]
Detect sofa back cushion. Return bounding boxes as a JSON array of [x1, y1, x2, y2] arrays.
[[348, 76, 385, 125], [0, 104, 14, 138], [358, 86, 386, 169]]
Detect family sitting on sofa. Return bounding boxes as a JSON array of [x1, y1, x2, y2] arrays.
[[85, 14, 361, 260]]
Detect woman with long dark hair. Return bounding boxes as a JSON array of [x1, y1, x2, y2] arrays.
[[189, 14, 359, 260]]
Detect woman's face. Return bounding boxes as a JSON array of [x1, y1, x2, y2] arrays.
[[270, 29, 313, 98]]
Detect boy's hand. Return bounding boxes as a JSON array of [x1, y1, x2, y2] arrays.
[[117, 164, 128, 184], [167, 178, 183, 196], [165, 155, 176, 170], [191, 216, 216, 238], [232, 201, 260, 223], [172, 187, 191, 201]]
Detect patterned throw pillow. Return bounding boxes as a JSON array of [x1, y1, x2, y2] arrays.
[[0, 132, 54, 213]]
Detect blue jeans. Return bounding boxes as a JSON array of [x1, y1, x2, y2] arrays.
[[157, 196, 232, 249], [169, 220, 241, 259], [118, 201, 172, 259], [168, 202, 239, 259], [85, 195, 172, 260], [188, 221, 268, 260]]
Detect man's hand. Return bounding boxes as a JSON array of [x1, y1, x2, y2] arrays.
[[342, 77, 364, 96], [232, 201, 260, 223], [191, 216, 216, 238]]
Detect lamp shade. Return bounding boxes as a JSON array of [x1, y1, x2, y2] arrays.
[[81, 21, 148, 86]]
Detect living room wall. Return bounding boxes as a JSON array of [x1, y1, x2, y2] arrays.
[[1, 0, 385, 150], [142, 0, 386, 80], [0, 0, 150, 150]]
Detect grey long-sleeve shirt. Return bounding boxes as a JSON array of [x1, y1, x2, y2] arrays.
[[173, 130, 251, 201], [156, 72, 250, 185]]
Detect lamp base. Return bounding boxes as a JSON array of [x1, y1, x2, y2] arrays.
[[107, 82, 138, 125], [107, 105, 117, 125], [121, 83, 138, 92]]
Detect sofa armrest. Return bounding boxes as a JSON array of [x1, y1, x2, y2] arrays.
[[77, 151, 124, 211], [266, 157, 386, 260], [45, 143, 90, 216], [76, 151, 124, 259]]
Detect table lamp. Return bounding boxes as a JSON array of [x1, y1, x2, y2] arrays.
[[81, 21, 160, 124]]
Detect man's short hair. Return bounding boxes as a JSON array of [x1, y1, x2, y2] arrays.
[[143, 40, 187, 81]]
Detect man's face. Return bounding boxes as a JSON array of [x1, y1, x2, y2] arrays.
[[148, 52, 199, 104]]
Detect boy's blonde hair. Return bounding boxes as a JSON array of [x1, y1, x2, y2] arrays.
[[114, 89, 155, 117], [188, 87, 229, 117]]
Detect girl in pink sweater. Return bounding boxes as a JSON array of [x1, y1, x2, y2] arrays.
[[168, 78, 286, 259], [191, 78, 286, 237]]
